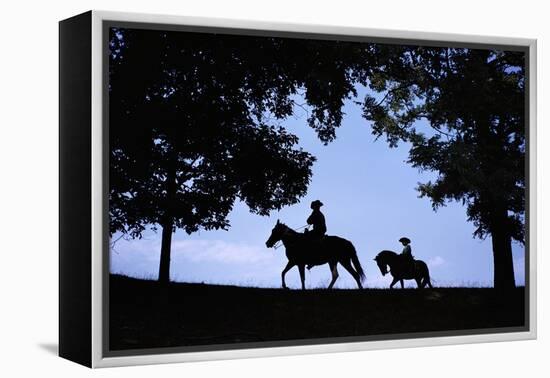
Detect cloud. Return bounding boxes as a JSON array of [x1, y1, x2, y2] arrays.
[[171, 239, 273, 264], [427, 256, 445, 268]]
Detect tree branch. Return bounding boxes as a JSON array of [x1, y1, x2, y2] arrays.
[[374, 83, 412, 107]]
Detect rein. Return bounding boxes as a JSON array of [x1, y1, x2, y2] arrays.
[[273, 224, 308, 249]]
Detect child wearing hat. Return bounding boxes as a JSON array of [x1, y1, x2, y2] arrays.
[[399, 237, 415, 273], [399, 237, 412, 258]]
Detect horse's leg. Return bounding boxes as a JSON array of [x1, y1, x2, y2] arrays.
[[389, 277, 399, 289], [415, 277, 423, 289], [327, 262, 339, 289], [281, 262, 294, 289], [340, 259, 363, 289], [298, 264, 306, 290], [400, 279, 404, 289]]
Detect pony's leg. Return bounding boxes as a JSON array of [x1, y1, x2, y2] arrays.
[[400, 280, 404, 289], [340, 259, 363, 289], [327, 263, 339, 289], [298, 264, 306, 290], [415, 277, 423, 289], [389, 277, 399, 289], [281, 262, 294, 289]]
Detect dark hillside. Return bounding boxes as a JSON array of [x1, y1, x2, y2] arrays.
[[109, 274, 525, 351]]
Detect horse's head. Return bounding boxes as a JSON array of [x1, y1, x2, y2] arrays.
[[374, 253, 389, 276], [265, 220, 288, 248]]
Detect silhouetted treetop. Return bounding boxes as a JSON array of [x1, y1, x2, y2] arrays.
[[110, 29, 379, 143]]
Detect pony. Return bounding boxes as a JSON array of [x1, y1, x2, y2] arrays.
[[374, 250, 433, 289], [265, 220, 365, 290]]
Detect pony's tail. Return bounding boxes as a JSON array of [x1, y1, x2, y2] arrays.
[[350, 244, 366, 283], [422, 264, 433, 288]]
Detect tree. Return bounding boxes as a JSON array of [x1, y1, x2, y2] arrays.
[[362, 47, 525, 289], [108, 28, 376, 282]]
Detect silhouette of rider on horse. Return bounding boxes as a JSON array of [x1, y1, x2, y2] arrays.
[[399, 236, 415, 275], [305, 200, 327, 270]]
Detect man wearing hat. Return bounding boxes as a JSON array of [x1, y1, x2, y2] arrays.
[[399, 237, 415, 274], [306, 200, 327, 238], [305, 200, 327, 270]]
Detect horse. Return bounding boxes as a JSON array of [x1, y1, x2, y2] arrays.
[[265, 220, 365, 290], [374, 250, 433, 289]]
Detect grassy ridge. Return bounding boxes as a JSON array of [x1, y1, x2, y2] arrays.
[[109, 274, 525, 351]]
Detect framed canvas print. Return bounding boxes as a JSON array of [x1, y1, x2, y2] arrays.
[[59, 10, 537, 368]]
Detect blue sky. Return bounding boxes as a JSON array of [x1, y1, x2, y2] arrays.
[[110, 86, 525, 289]]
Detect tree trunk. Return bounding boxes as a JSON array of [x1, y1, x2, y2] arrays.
[[158, 162, 177, 283], [158, 217, 174, 283], [491, 208, 516, 290]]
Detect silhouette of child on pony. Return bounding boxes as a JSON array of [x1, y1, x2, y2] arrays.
[[399, 236, 416, 275]]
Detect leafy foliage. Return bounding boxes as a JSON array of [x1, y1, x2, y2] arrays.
[[362, 47, 525, 244], [109, 28, 377, 239]]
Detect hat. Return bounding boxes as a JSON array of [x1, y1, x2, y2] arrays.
[[311, 200, 324, 208], [399, 237, 411, 244]]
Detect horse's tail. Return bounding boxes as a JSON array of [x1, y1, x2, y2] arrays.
[[349, 243, 366, 283], [421, 262, 433, 288]]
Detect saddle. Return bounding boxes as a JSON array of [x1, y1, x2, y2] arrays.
[[304, 232, 327, 270], [400, 255, 416, 276], [303, 229, 326, 242]]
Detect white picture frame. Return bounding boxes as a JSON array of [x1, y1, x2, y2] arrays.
[[59, 10, 537, 368]]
